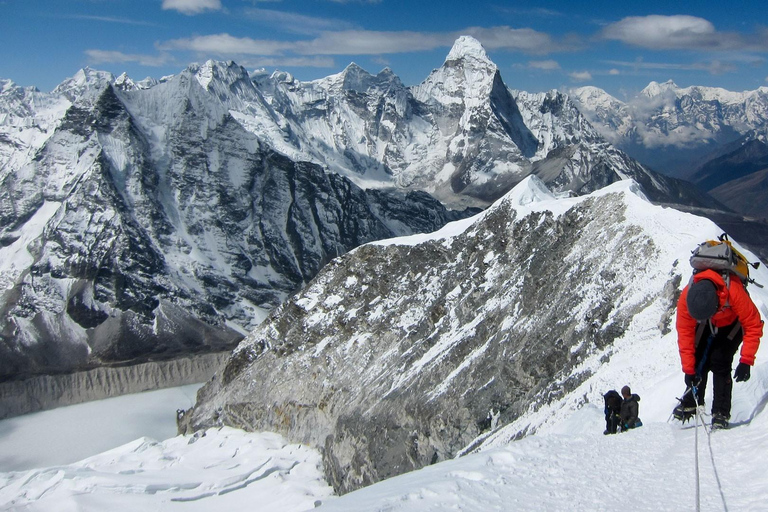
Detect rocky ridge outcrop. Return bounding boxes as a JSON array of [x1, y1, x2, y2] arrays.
[[181, 177, 701, 493]]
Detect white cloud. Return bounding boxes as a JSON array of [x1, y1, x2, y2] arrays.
[[463, 26, 568, 54], [609, 68, 620, 75], [293, 30, 450, 55], [85, 50, 173, 67], [159, 34, 293, 56], [528, 60, 560, 70], [569, 71, 592, 82], [162, 0, 222, 15], [153, 26, 569, 67], [601, 15, 745, 51]]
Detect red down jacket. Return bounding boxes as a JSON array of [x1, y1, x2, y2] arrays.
[[676, 269, 763, 375]]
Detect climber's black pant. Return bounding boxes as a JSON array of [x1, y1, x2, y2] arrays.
[[683, 320, 742, 418]]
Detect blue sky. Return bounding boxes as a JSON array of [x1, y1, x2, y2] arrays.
[[2, 0, 768, 98]]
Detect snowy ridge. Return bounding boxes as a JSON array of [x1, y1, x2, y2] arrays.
[[642, 79, 768, 105], [184, 176, 761, 493]]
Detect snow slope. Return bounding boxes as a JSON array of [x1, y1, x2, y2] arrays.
[[1, 366, 766, 511], [0, 427, 333, 512], [319, 371, 768, 512]]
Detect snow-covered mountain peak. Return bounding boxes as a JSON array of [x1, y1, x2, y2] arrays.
[[314, 62, 406, 97], [270, 70, 296, 85], [446, 35, 490, 64], [52, 67, 114, 100], [1, 79, 18, 94], [570, 85, 626, 110], [337, 62, 374, 90], [641, 79, 680, 98], [190, 60, 251, 90], [502, 175, 557, 208], [113, 72, 136, 91], [413, 36, 498, 106]]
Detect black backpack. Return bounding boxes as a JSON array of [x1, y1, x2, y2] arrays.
[[603, 390, 621, 415]]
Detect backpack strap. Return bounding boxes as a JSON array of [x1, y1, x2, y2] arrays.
[[694, 321, 708, 349], [722, 271, 732, 309], [726, 320, 742, 341]]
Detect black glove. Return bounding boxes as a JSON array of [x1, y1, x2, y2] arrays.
[[684, 373, 700, 387], [734, 362, 751, 382]]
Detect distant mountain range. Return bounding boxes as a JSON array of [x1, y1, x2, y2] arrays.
[[572, 82, 768, 218], [0, 36, 757, 382]]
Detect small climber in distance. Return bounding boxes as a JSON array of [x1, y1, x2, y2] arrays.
[[619, 385, 642, 431]]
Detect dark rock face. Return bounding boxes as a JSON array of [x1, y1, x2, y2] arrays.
[[691, 139, 768, 192], [182, 181, 682, 494], [0, 81, 475, 381]]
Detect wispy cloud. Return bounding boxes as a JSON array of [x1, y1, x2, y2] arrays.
[[605, 58, 738, 75], [162, 0, 222, 15], [239, 56, 336, 69], [569, 71, 592, 82], [528, 60, 561, 70], [601, 15, 768, 52], [494, 7, 564, 18], [67, 15, 159, 27], [371, 56, 391, 67], [159, 34, 293, 56], [293, 30, 451, 55], [85, 50, 174, 67], [243, 8, 356, 35], [463, 26, 572, 54]]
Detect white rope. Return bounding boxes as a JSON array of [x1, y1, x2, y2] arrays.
[[694, 403, 701, 512], [695, 407, 729, 511], [677, 384, 727, 511]]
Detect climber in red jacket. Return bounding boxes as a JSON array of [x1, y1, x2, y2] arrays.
[[674, 268, 763, 429]]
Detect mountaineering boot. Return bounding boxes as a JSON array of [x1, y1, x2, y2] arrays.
[[672, 404, 696, 423], [711, 413, 729, 430]]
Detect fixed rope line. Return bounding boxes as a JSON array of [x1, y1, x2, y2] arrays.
[[693, 386, 701, 512], [695, 405, 729, 512]]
